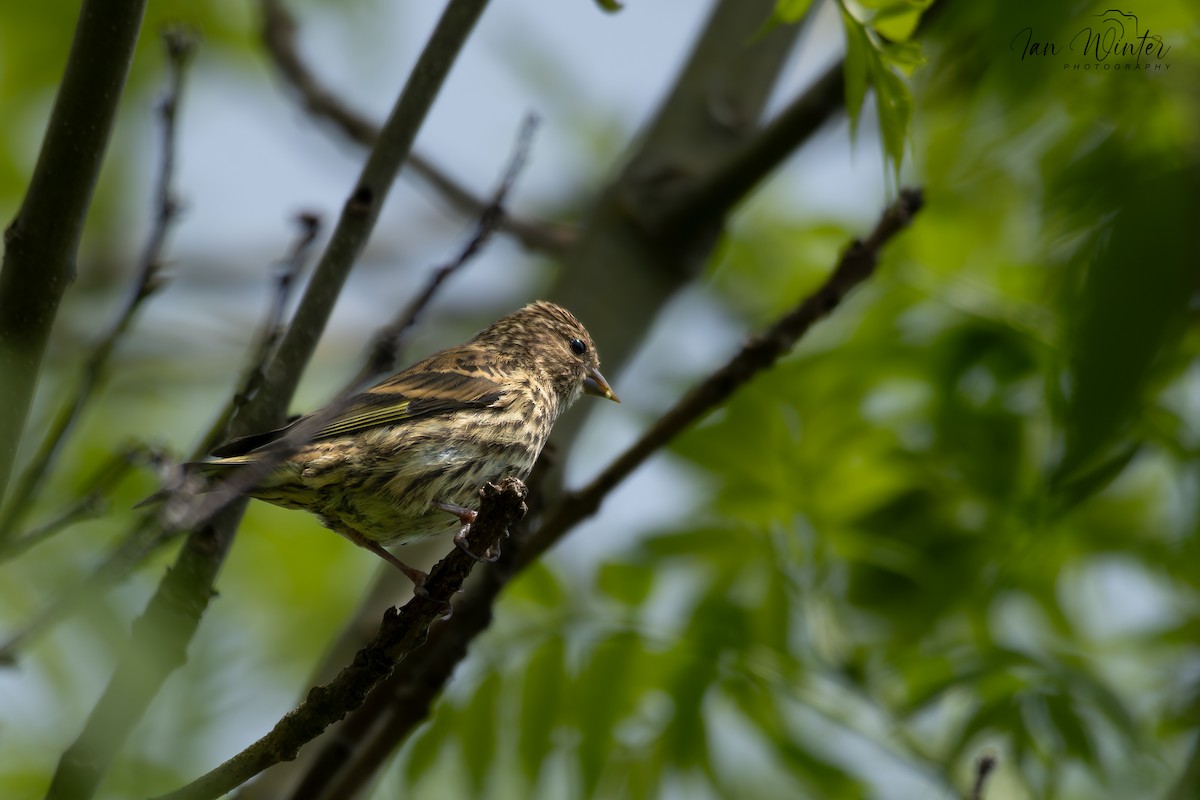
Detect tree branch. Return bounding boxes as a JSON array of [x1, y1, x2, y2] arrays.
[[0, 445, 151, 563], [525, 187, 923, 561], [0, 0, 148, 509], [0, 27, 194, 542], [44, 2, 493, 797], [257, 0, 574, 253], [971, 754, 997, 800], [296, 189, 925, 795], [650, 58, 845, 238], [151, 479, 527, 800], [355, 114, 539, 384]]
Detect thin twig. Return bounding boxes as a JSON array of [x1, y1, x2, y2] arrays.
[[0, 105, 530, 662], [284, 190, 925, 795], [0, 445, 154, 562], [151, 479, 527, 800], [0, 516, 161, 666], [257, 0, 574, 253], [172, 114, 538, 534], [971, 754, 997, 800], [356, 114, 539, 383], [204, 211, 323, 449], [0, 27, 195, 540]]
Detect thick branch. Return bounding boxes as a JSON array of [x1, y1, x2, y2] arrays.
[[651, 59, 845, 238], [0, 0, 147, 507], [152, 479, 527, 800], [257, 0, 572, 253]]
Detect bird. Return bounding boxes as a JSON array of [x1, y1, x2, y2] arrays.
[[196, 301, 618, 588]]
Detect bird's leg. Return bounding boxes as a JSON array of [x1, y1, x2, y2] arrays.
[[432, 500, 502, 563], [335, 524, 430, 591]]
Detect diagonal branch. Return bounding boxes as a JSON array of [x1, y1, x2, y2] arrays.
[[0, 28, 195, 541], [649, 58, 845, 238], [292, 189, 925, 796], [521, 189, 924, 563], [257, 0, 574, 253], [43, 2, 494, 797], [355, 114, 540, 383], [169, 112, 535, 536], [151, 479, 528, 800], [0, 0, 148, 510]]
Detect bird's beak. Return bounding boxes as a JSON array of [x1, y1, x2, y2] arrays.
[[583, 366, 619, 403]]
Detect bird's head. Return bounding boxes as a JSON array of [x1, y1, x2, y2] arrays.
[[474, 301, 619, 407]]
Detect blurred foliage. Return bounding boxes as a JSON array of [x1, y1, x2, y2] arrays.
[[2, 0, 1199, 799], [393, 2, 1200, 799]]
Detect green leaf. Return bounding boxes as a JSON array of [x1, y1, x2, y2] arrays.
[[841, 10, 871, 139], [1047, 443, 1140, 518], [576, 631, 642, 795], [873, 65, 913, 181], [1043, 692, 1097, 763], [596, 560, 656, 606], [457, 670, 502, 795], [870, 1, 928, 41], [518, 636, 566, 785], [506, 561, 568, 609], [1055, 159, 1200, 479], [403, 704, 455, 788], [773, 0, 816, 24]]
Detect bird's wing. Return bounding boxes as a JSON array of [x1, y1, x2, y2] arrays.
[[210, 368, 504, 459]]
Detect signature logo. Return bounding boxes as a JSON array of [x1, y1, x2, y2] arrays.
[[1011, 9, 1172, 70]]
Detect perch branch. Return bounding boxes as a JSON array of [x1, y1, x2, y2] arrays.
[[152, 479, 527, 800], [291, 189, 925, 795]]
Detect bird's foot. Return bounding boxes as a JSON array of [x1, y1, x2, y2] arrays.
[[433, 500, 502, 563]]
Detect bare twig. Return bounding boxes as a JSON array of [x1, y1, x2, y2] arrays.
[[152, 479, 527, 800], [0, 516, 162, 667], [290, 190, 925, 795], [173, 113, 538, 534], [0, 26, 192, 540], [257, 0, 574, 253], [356, 114, 539, 383], [971, 754, 997, 800], [0, 0, 148, 508], [0, 214, 318, 664], [204, 211, 323, 448], [0, 445, 154, 562], [0, 104, 530, 662]]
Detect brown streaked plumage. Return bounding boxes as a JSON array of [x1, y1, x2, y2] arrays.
[[200, 301, 618, 586]]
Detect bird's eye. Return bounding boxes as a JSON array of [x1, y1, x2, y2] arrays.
[[569, 338, 587, 356]]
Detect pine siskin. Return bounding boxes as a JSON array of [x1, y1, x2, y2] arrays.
[[199, 301, 617, 587]]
